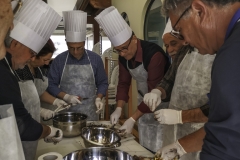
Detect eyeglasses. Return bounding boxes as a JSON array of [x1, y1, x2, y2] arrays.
[[170, 6, 191, 40], [113, 35, 133, 54]]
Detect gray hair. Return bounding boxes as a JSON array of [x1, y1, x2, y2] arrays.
[[162, 0, 240, 16]]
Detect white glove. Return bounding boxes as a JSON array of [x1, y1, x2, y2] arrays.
[[154, 109, 183, 125], [110, 107, 122, 124], [119, 117, 135, 134], [95, 97, 103, 113], [44, 126, 63, 144], [156, 140, 187, 160], [40, 108, 55, 120], [53, 98, 68, 108], [143, 89, 162, 112], [63, 94, 82, 105]]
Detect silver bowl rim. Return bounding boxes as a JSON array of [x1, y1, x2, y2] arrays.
[[63, 147, 133, 158], [53, 112, 88, 123]]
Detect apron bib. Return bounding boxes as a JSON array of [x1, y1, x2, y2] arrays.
[[127, 61, 168, 152], [164, 50, 215, 160], [60, 51, 98, 121]]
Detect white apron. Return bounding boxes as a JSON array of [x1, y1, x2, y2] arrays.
[[5, 58, 42, 160], [163, 49, 215, 160], [60, 51, 98, 121], [20, 68, 48, 160], [127, 61, 168, 152]]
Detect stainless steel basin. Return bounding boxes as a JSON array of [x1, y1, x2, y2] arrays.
[[53, 112, 87, 137], [63, 147, 133, 160], [81, 127, 121, 147]]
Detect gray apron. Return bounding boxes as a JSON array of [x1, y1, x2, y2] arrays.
[[164, 50, 215, 160], [127, 61, 167, 152], [60, 51, 98, 121]]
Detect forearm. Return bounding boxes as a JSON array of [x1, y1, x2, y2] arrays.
[[131, 109, 144, 121], [39, 124, 51, 139], [57, 91, 67, 99], [40, 91, 56, 104], [182, 108, 208, 123], [97, 93, 103, 99], [178, 127, 206, 153], [156, 87, 167, 100], [116, 100, 126, 108]]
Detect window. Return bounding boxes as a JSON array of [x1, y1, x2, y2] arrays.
[[144, 0, 166, 47]]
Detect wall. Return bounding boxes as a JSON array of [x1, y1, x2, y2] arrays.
[[112, 0, 151, 117]]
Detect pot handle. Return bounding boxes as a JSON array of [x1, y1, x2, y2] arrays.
[[109, 141, 121, 148]]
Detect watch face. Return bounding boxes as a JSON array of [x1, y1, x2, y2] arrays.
[[121, 12, 130, 26]]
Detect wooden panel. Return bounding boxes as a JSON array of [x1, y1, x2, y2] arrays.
[[78, 0, 89, 10], [104, 57, 109, 120], [89, 0, 111, 9], [87, 16, 99, 45]]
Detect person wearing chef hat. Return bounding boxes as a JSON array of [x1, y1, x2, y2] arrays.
[[94, 5, 170, 146], [0, 0, 63, 159], [143, 20, 215, 160], [47, 10, 108, 121]]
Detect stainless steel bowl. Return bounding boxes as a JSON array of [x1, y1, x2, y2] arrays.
[[81, 127, 121, 147], [63, 147, 133, 160], [53, 112, 87, 138]]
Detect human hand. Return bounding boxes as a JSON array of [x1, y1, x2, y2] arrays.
[[154, 109, 182, 125], [110, 107, 122, 124], [40, 108, 55, 120], [44, 126, 63, 144], [119, 117, 135, 134], [95, 97, 103, 113], [156, 140, 186, 160], [63, 94, 82, 105], [143, 89, 162, 111], [53, 98, 68, 108]]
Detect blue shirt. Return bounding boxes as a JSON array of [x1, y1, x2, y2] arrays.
[[201, 22, 240, 160], [47, 50, 108, 97]]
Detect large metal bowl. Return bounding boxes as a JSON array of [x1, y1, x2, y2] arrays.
[[53, 112, 87, 137], [81, 127, 121, 147], [63, 147, 133, 160]]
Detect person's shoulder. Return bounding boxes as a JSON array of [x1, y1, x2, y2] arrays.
[[54, 50, 68, 60], [86, 50, 102, 60]]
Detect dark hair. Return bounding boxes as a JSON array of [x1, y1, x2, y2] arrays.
[[162, 0, 240, 16], [36, 38, 56, 58]]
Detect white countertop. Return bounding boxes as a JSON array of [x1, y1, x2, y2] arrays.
[[35, 121, 154, 159]]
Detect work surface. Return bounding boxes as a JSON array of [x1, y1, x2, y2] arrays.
[[35, 121, 154, 159]]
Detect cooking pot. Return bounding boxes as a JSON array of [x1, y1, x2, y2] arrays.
[[81, 127, 121, 147], [63, 147, 133, 160], [53, 112, 87, 137]]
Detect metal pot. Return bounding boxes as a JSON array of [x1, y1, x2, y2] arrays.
[[53, 112, 87, 138], [63, 147, 133, 160], [81, 127, 121, 147]]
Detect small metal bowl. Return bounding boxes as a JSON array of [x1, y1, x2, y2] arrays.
[[81, 127, 121, 147], [63, 147, 133, 160]]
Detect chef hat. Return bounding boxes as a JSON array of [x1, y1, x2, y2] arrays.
[[95, 6, 132, 47], [62, 10, 87, 42], [10, 0, 61, 54], [162, 19, 172, 38]]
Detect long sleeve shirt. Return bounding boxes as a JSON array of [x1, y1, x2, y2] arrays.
[[47, 50, 108, 97], [0, 53, 42, 141], [116, 39, 169, 113], [158, 45, 190, 101]]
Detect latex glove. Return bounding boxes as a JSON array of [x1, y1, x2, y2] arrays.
[[143, 89, 162, 112], [95, 97, 103, 113], [63, 94, 82, 105], [110, 107, 122, 124], [53, 98, 68, 108], [44, 126, 63, 144], [156, 141, 186, 160], [154, 109, 183, 125], [119, 117, 135, 134], [40, 108, 55, 120]]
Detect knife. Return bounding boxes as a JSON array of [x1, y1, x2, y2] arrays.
[[138, 90, 144, 97], [78, 96, 89, 101]]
